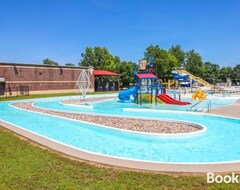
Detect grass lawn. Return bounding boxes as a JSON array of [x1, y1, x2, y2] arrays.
[[0, 91, 118, 102], [0, 128, 238, 190]]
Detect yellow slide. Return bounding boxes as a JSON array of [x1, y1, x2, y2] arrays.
[[192, 89, 207, 100]]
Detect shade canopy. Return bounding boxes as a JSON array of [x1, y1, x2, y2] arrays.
[[93, 70, 119, 76], [137, 73, 157, 79]]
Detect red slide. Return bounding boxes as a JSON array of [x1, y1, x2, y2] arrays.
[[157, 94, 191, 105]]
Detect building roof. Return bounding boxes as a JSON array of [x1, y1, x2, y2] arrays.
[[0, 62, 90, 69], [93, 70, 119, 76], [137, 73, 157, 79]]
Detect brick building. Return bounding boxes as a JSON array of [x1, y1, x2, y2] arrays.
[[0, 63, 95, 96]]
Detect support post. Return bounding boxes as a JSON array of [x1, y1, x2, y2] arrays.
[[140, 79, 142, 105]]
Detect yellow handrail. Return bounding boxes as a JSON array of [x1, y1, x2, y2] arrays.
[[162, 80, 175, 88]]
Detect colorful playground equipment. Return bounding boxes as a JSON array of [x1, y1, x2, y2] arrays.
[[162, 79, 175, 88], [192, 88, 207, 101], [171, 67, 212, 87], [118, 85, 138, 101], [118, 57, 191, 105]]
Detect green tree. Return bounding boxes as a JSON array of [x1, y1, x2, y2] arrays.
[[65, 63, 75, 66], [80, 47, 135, 88], [219, 66, 233, 82], [114, 56, 121, 71], [117, 61, 134, 88], [185, 50, 205, 77], [80, 47, 116, 72], [203, 62, 220, 83], [80, 47, 95, 66], [168, 45, 185, 67], [43, 58, 58, 66], [144, 45, 178, 81], [232, 64, 240, 85]]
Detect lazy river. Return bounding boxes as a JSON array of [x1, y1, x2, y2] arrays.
[[0, 94, 240, 164]]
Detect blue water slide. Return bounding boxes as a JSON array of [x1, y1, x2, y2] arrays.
[[118, 86, 138, 101], [171, 71, 195, 87], [180, 83, 190, 87], [179, 79, 195, 87], [171, 71, 189, 80], [174, 74, 189, 80]]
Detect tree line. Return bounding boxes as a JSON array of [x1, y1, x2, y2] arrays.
[[43, 45, 240, 87]]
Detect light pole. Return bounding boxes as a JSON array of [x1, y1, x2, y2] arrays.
[[89, 66, 94, 75]]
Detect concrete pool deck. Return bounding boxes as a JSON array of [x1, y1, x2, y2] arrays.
[[207, 98, 240, 118]]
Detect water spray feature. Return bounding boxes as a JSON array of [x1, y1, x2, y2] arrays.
[[75, 69, 92, 100]]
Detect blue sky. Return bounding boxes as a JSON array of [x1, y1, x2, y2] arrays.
[[0, 0, 239, 67]]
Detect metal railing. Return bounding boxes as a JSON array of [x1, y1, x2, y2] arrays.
[[167, 89, 181, 100], [188, 98, 212, 112]]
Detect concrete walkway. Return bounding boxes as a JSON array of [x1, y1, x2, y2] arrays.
[[207, 98, 240, 118]]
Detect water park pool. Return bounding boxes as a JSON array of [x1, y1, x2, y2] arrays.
[[34, 94, 236, 113], [0, 94, 240, 172]]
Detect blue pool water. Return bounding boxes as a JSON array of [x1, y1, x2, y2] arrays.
[[0, 95, 239, 163], [33, 95, 235, 114]]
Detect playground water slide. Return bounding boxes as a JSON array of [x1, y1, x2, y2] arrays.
[[118, 86, 138, 101], [174, 70, 212, 87], [157, 94, 191, 105], [171, 72, 195, 87], [173, 74, 189, 80]]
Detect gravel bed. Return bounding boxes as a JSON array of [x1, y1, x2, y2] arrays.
[[13, 102, 201, 134]]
